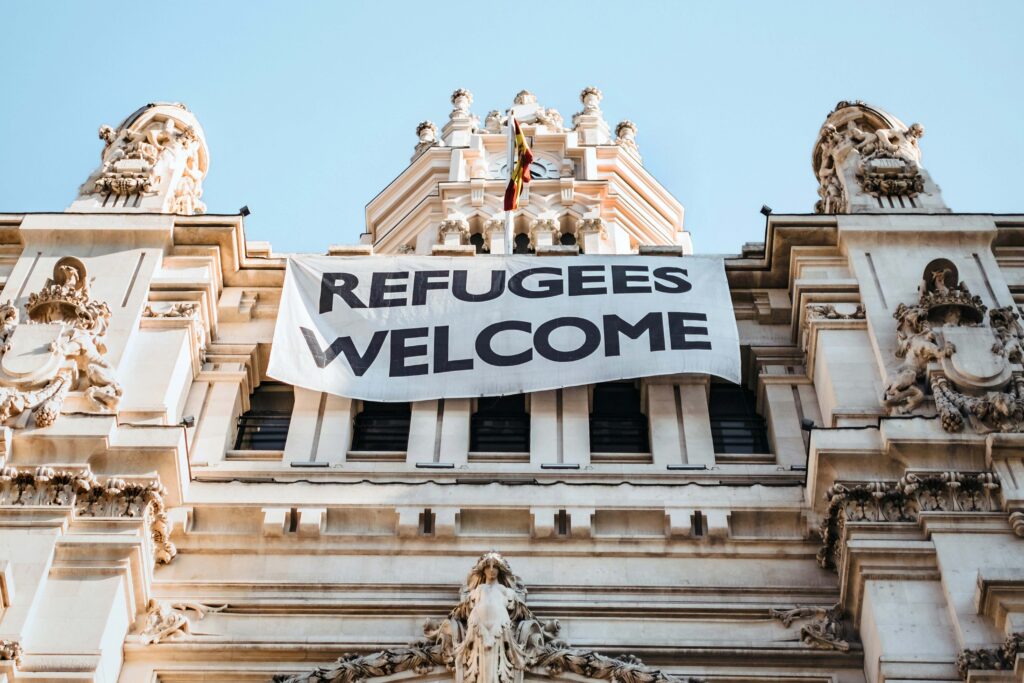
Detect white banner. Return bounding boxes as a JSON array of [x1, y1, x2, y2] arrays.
[[268, 255, 739, 401]]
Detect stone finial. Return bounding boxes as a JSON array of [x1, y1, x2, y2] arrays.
[[71, 103, 209, 215], [615, 120, 640, 159], [412, 121, 441, 160], [450, 88, 474, 120], [580, 86, 603, 114], [514, 90, 537, 105], [811, 101, 945, 215]]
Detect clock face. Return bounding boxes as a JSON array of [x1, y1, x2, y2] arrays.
[[487, 156, 560, 180]]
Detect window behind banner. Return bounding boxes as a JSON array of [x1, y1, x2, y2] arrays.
[[234, 383, 294, 451], [590, 382, 649, 454], [470, 394, 530, 454], [709, 383, 770, 454], [351, 401, 412, 452]]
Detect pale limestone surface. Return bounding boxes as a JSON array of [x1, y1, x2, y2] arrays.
[[0, 94, 1018, 683]]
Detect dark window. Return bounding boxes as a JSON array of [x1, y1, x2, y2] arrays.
[[590, 382, 649, 453], [234, 383, 294, 450], [469, 232, 487, 254], [709, 384, 770, 454], [351, 401, 411, 452], [471, 395, 530, 452], [559, 232, 577, 246], [513, 233, 533, 254]]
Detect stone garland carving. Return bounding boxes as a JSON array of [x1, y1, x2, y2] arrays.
[[274, 552, 700, 683], [881, 260, 1024, 434], [139, 599, 227, 644], [817, 471, 1002, 572], [0, 258, 122, 428], [0, 639, 22, 667], [0, 466, 176, 564], [769, 604, 850, 652], [806, 303, 865, 321], [956, 632, 1024, 679]]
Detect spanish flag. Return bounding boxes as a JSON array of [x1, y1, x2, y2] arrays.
[[503, 117, 533, 211]]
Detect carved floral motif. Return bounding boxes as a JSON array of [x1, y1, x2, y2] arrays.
[[0, 258, 122, 427], [143, 302, 199, 319], [817, 472, 1002, 572], [0, 466, 176, 564], [274, 552, 700, 683], [769, 603, 850, 652]]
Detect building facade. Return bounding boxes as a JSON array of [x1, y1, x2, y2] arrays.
[[0, 91, 1022, 683]]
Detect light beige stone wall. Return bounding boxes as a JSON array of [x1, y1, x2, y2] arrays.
[[0, 97, 1021, 683]]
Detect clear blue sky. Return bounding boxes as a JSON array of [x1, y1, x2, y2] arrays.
[[2, 1, 1021, 255]]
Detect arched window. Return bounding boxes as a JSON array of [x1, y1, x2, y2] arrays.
[[470, 395, 530, 453], [235, 382, 294, 451], [589, 382, 649, 453], [708, 384, 770, 454], [469, 232, 487, 254], [513, 233, 533, 254], [351, 401, 411, 452]]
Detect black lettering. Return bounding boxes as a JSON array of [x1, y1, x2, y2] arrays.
[[434, 325, 473, 373], [535, 317, 601, 362], [389, 327, 429, 376], [653, 266, 692, 294], [369, 271, 410, 307], [602, 312, 666, 356], [476, 320, 533, 366], [507, 267, 564, 299], [567, 265, 607, 296], [611, 265, 651, 294], [453, 270, 505, 302], [301, 327, 386, 375], [412, 270, 450, 305], [668, 312, 711, 350], [319, 272, 366, 313]]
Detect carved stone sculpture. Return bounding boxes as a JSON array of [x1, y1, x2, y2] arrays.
[[878, 259, 1024, 433], [139, 600, 227, 644], [0, 639, 22, 667], [770, 603, 850, 652], [439, 219, 471, 246], [484, 111, 503, 134], [143, 302, 199, 319], [77, 103, 208, 214], [812, 101, 940, 214], [0, 466, 176, 564], [956, 632, 1024, 679], [806, 303, 865, 321], [274, 552, 700, 683], [817, 471, 1001, 571], [0, 257, 122, 427], [76, 477, 176, 563], [514, 91, 537, 106]]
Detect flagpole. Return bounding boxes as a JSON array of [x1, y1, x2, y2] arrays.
[[505, 110, 515, 255]]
